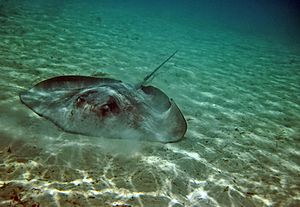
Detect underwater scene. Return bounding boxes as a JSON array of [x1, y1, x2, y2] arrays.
[[0, 0, 300, 206]]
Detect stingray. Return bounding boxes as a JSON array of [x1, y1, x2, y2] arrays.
[[19, 51, 187, 143]]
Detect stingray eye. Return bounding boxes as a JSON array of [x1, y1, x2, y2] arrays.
[[99, 105, 110, 117], [75, 97, 86, 108], [106, 96, 120, 114], [99, 96, 120, 117]]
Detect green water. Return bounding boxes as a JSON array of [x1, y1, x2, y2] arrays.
[[0, 1, 299, 206]]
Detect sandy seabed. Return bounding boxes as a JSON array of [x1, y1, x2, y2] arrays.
[[0, 1, 300, 207]]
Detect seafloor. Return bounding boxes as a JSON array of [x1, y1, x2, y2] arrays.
[[0, 1, 300, 207]]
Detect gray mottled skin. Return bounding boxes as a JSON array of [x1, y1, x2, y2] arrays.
[[20, 52, 187, 142]]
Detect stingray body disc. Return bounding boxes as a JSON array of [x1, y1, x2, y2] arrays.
[[20, 76, 187, 142]]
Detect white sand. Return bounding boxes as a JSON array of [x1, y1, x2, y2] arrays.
[[0, 1, 299, 206]]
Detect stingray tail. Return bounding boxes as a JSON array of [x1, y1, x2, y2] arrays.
[[136, 50, 178, 89]]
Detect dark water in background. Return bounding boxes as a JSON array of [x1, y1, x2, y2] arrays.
[[2, 0, 300, 42], [79, 0, 300, 42], [123, 0, 300, 38], [1, 0, 300, 206]]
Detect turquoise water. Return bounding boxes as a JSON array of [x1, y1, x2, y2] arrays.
[[1, 1, 300, 206]]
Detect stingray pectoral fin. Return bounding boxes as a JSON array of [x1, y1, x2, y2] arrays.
[[19, 75, 122, 130], [32, 75, 121, 91], [141, 85, 171, 111], [20, 75, 120, 114], [19, 88, 78, 136], [161, 99, 187, 142], [141, 85, 187, 142]]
